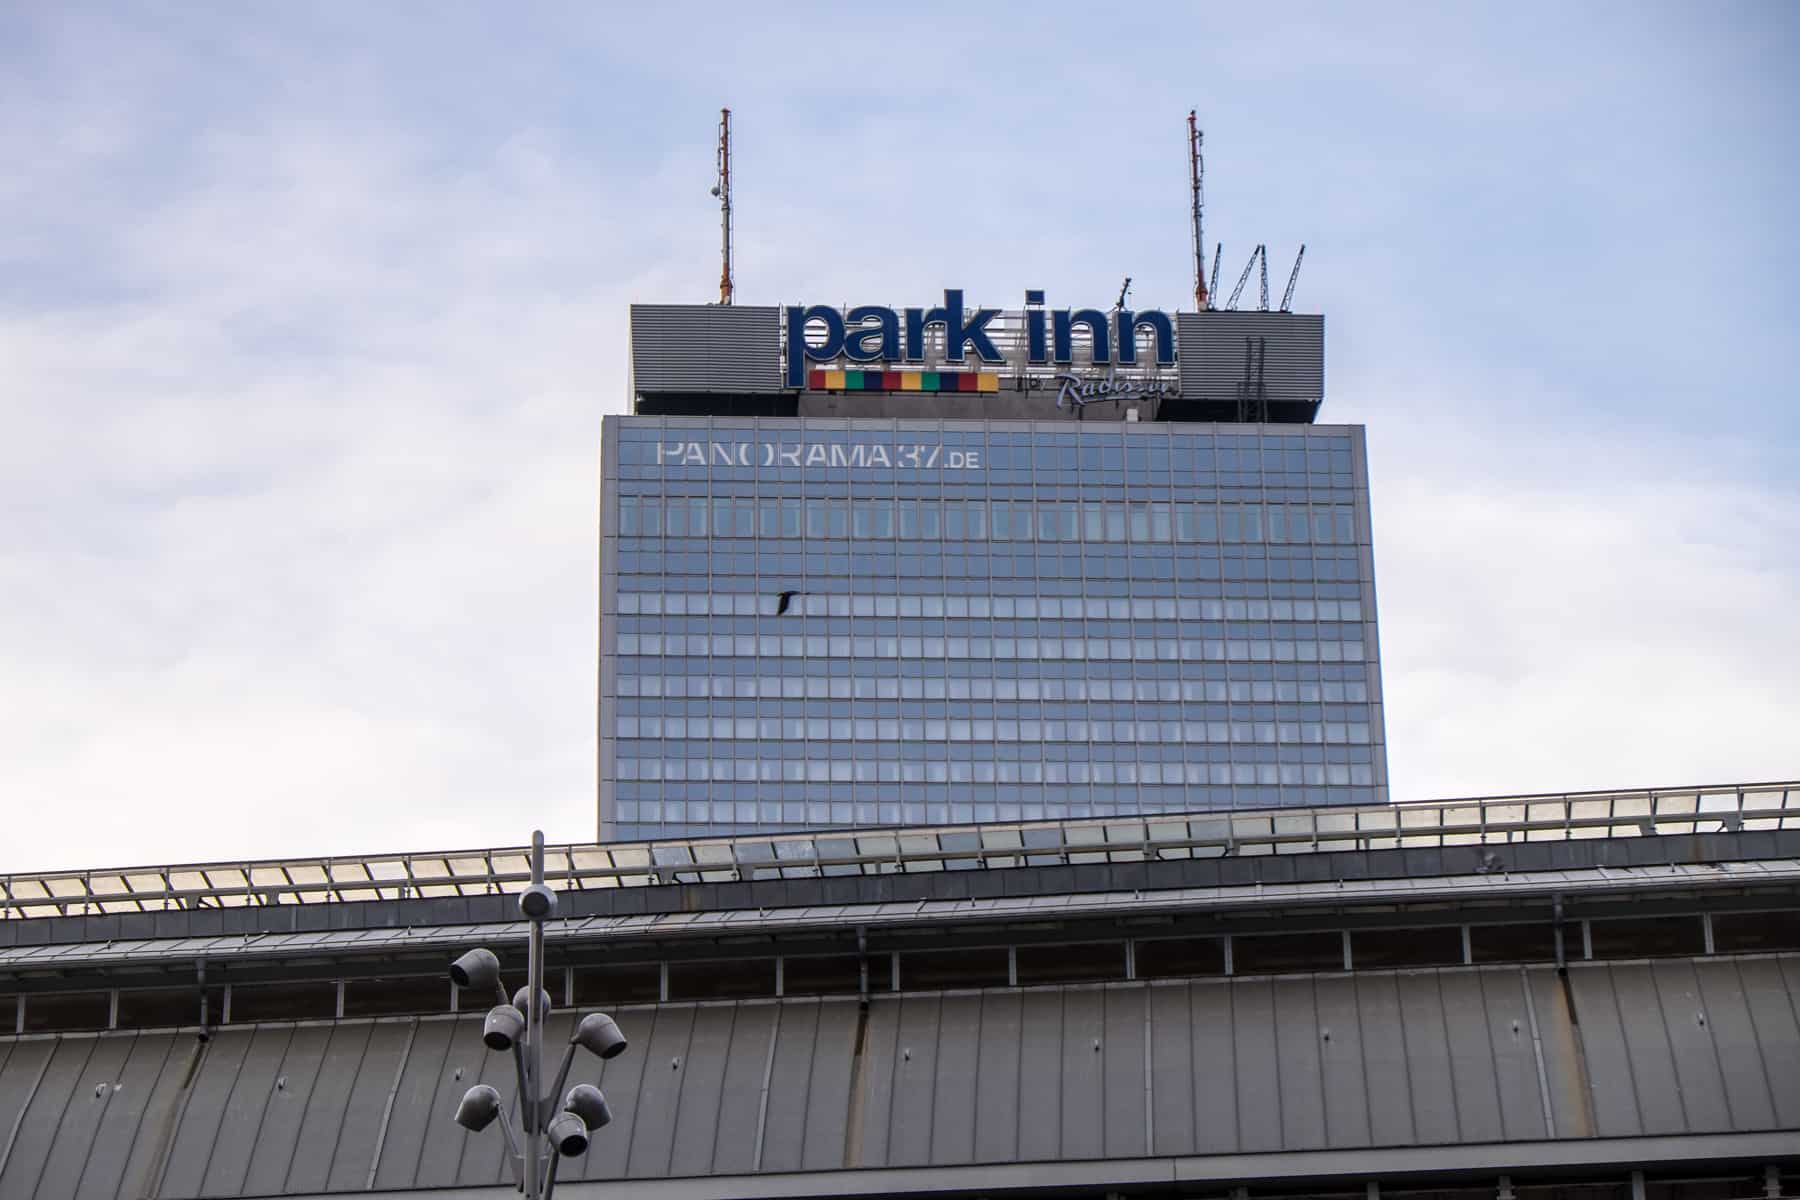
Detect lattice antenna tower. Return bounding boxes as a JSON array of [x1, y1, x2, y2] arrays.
[[711, 108, 734, 305], [1188, 111, 1208, 311]]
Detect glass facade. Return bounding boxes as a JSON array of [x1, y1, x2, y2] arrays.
[[599, 416, 1385, 840]]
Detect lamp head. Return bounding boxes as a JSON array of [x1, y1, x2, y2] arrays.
[[565, 1083, 612, 1131], [455, 1084, 502, 1132], [547, 1110, 590, 1158], [573, 1012, 627, 1060], [518, 883, 557, 920], [512, 985, 553, 1022], [482, 1004, 526, 1052], [449, 948, 500, 990]]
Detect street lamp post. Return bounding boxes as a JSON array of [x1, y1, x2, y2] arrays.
[[450, 831, 627, 1200]]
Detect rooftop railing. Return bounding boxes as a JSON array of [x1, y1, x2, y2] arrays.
[[3, 781, 1794, 920]]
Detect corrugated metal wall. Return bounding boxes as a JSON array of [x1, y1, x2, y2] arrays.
[[629, 306, 783, 395], [2, 958, 1795, 1198], [1176, 312, 1324, 405]]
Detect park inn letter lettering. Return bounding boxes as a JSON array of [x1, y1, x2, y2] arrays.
[[655, 440, 982, 471], [784, 288, 1177, 388]]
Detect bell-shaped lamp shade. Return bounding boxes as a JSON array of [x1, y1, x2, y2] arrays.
[[483, 1004, 526, 1052], [547, 1110, 590, 1158], [564, 1083, 612, 1131], [511, 985, 553, 1022], [573, 1013, 628, 1060], [449, 948, 500, 990], [455, 1084, 502, 1132]]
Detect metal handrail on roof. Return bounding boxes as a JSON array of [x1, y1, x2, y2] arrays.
[[2, 781, 1794, 920]]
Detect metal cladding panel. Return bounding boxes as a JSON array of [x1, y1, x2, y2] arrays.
[[1272, 978, 1328, 1150], [667, 1004, 735, 1175], [1395, 974, 1461, 1144], [414, 1015, 499, 1192], [66, 1032, 182, 1200], [1649, 959, 1733, 1132], [1353, 973, 1415, 1146], [1230, 979, 1282, 1153], [630, 305, 783, 396], [798, 999, 858, 1172], [286, 1022, 371, 1194], [1058, 989, 1107, 1160], [886, 993, 942, 1166], [31, 1033, 132, 1200], [1176, 311, 1325, 405], [1529, 969, 1594, 1139], [626, 1004, 697, 1178], [929, 994, 981, 1164], [1611, 963, 1690, 1134], [370, 1017, 456, 1191], [703, 1001, 771, 1175], [1567, 965, 1647, 1137], [239, 1023, 329, 1196], [1187, 980, 1240, 1154], [754, 999, 815, 1174], [852, 993, 899, 1167], [1695, 959, 1781, 1129], [1013, 988, 1063, 1162], [1738, 957, 1800, 1126], [1102, 987, 1147, 1159], [1146, 984, 1195, 1157], [973, 992, 1023, 1163], [1313, 974, 1372, 1148], [323, 1021, 412, 1192], [203, 1024, 297, 1196], [1483, 969, 1550, 1140], [1437, 971, 1505, 1142], [155, 1030, 251, 1198]]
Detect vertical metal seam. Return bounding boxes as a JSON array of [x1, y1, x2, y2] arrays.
[[143, 1036, 210, 1199], [1645, 961, 1694, 1132], [363, 1016, 419, 1190], [402, 1018, 460, 1189], [923, 992, 944, 1164], [700, 1001, 738, 1174], [1350, 973, 1376, 1146], [1685, 959, 1736, 1128], [748, 1000, 784, 1165], [963, 991, 985, 1164], [1393, 973, 1423, 1145], [623, 1002, 664, 1177], [1226, 978, 1241, 1152], [0, 1038, 61, 1187], [1269, 978, 1285, 1152], [1520, 966, 1555, 1138], [1433, 971, 1465, 1142], [1603, 965, 1647, 1133], [794, 998, 828, 1170], [1476, 969, 1510, 1139], [1141, 983, 1155, 1154]]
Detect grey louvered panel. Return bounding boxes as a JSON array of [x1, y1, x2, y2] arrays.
[[1176, 311, 1324, 405], [630, 305, 782, 395]]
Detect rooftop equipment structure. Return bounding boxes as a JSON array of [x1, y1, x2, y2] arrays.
[[711, 107, 733, 305], [1188, 111, 1208, 310]]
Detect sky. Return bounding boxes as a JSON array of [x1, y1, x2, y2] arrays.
[[2, 3, 1796, 873]]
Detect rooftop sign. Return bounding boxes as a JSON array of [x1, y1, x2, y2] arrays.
[[785, 288, 1176, 388]]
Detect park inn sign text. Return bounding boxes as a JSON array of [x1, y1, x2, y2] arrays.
[[784, 288, 1178, 388]]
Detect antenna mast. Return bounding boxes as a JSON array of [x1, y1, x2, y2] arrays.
[[1188, 111, 1207, 311], [713, 107, 733, 305]]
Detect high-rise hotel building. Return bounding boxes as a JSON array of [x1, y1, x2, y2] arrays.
[[601, 294, 1384, 839]]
